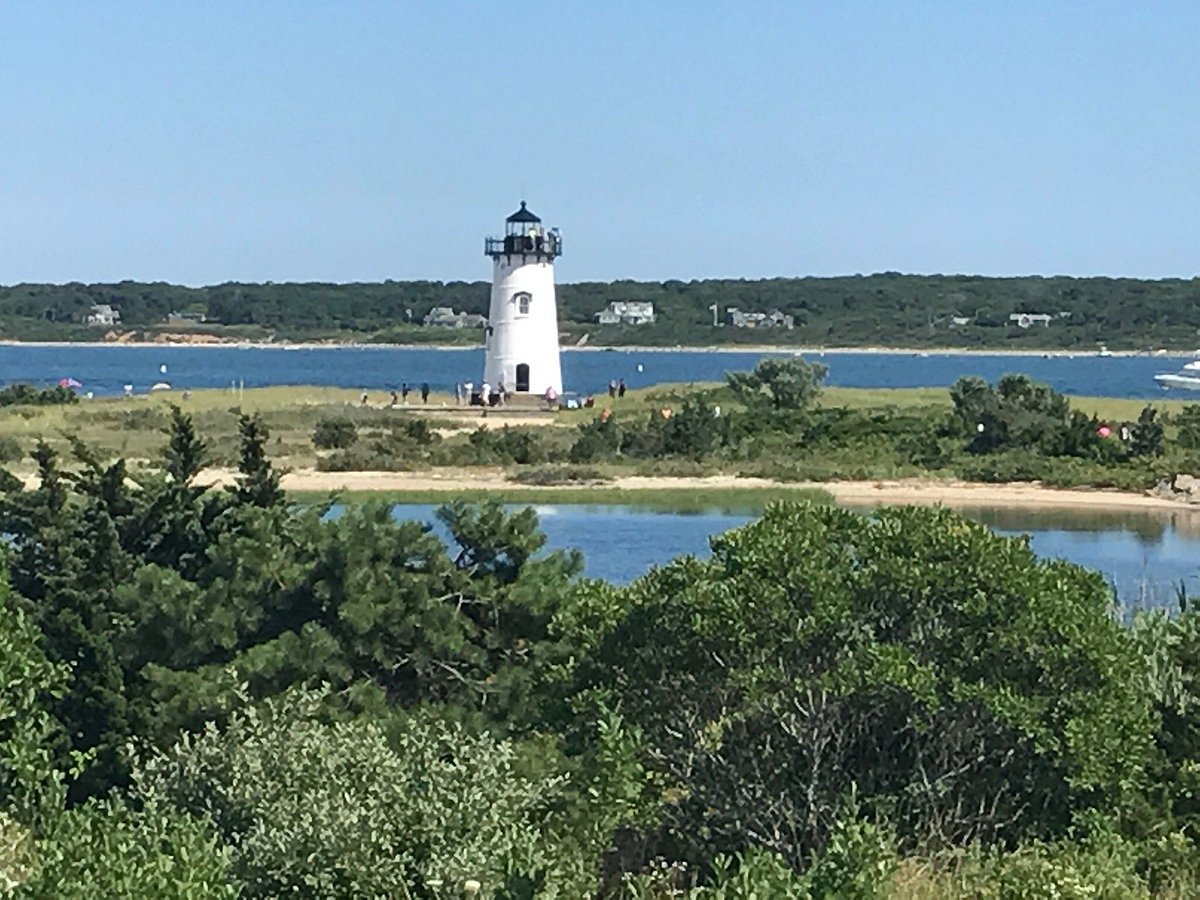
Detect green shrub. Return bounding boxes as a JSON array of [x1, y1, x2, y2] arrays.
[[468, 426, 549, 465], [957, 831, 1149, 899], [701, 847, 810, 898], [804, 810, 895, 899], [569, 417, 623, 463], [568, 504, 1155, 866], [395, 417, 436, 446], [118, 407, 167, 431], [0, 384, 78, 408], [509, 465, 611, 486], [0, 437, 21, 464], [1130, 405, 1165, 457], [135, 690, 594, 897], [312, 418, 357, 450], [17, 799, 235, 898], [1175, 405, 1200, 450]]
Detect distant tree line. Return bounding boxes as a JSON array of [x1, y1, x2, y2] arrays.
[[4, 273, 1200, 348]]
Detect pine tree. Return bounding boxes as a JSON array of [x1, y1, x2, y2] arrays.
[[232, 414, 284, 509], [1131, 405, 1165, 457]]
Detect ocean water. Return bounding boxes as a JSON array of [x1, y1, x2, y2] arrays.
[[1, 344, 1192, 399]]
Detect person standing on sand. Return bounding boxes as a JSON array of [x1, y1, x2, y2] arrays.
[[361, 391, 369, 406], [390, 390, 399, 408], [464, 381, 474, 405], [481, 381, 491, 407], [401, 383, 410, 405], [618, 379, 627, 398], [420, 382, 430, 403], [609, 379, 617, 398]]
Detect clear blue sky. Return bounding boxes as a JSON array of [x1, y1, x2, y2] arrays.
[[2, 2, 1197, 284]]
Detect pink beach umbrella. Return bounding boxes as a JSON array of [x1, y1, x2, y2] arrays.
[[58, 377, 83, 389]]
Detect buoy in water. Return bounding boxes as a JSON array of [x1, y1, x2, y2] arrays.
[[160, 364, 167, 374], [636, 364, 644, 373]]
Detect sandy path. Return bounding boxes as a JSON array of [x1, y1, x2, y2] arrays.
[[189, 468, 1198, 511]]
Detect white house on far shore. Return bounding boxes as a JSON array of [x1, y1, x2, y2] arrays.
[[86, 304, 120, 327], [595, 301, 655, 326], [1009, 312, 1053, 328]]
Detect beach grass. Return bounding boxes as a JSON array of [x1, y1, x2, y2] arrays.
[[0, 382, 1192, 479]]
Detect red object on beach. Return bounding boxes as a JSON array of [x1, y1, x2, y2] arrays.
[[58, 378, 82, 389], [1098, 425, 1112, 438]]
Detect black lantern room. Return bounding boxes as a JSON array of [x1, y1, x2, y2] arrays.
[[485, 201, 561, 260]]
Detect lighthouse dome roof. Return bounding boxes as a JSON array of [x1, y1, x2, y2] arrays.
[[505, 201, 541, 224]]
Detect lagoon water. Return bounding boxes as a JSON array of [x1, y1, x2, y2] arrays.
[[1, 343, 1192, 399], [395, 503, 1200, 611]]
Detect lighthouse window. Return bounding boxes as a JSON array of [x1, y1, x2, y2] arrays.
[[515, 292, 531, 315]]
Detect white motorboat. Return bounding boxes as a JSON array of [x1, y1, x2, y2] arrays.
[[1154, 360, 1200, 391]]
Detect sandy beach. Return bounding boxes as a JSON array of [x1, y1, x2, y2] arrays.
[[188, 468, 1200, 512]]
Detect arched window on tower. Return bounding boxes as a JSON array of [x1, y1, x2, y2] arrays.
[[514, 292, 531, 316]]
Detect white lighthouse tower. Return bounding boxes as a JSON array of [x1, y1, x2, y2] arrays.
[[483, 201, 563, 397]]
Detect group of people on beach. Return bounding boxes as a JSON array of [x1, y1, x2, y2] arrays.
[[359, 382, 430, 407], [454, 380, 507, 407], [354, 374, 633, 412]]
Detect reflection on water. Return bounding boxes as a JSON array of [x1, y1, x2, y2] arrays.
[[957, 505, 1200, 541], [384, 502, 1200, 610], [962, 506, 1200, 612]]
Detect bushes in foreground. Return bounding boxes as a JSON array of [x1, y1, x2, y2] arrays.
[[3, 410, 1200, 894]]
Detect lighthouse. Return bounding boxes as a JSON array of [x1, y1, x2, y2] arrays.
[[483, 201, 563, 397]]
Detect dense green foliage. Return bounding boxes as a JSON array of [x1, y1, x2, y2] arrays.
[[0, 385, 78, 408], [3, 406, 1200, 894], [136, 689, 593, 897], [566, 504, 1151, 865], [7, 273, 1200, 347], [556, 360, 1200, 493]]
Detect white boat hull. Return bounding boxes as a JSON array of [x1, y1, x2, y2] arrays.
[[1155, 374, 1200, 390]]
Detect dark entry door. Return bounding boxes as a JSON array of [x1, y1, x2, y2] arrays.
[[515, 363, 530, 392]]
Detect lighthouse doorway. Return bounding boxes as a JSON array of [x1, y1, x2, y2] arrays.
[[515, 363, 530, 392]]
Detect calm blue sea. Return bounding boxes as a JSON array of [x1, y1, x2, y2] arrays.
[[0, 344, 1192, 399]]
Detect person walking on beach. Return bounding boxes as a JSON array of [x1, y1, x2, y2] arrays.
[[420, 382, 430, 404], [401, 383, 411, 405], [464, 380, 474, 405], [481, 381, 492, 408], [618, 379, 627, 398], [360, 391, 369, 406], [609, 379, 618, 399], [390, 390, 399, 408]]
